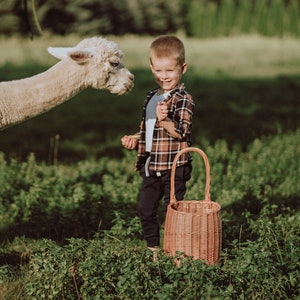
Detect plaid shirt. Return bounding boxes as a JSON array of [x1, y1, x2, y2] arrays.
[[135, 83, 194, 171]]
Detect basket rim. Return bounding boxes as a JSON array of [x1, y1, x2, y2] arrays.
[[169, 199, 221, 215]]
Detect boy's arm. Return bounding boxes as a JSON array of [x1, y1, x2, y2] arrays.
[[156, 102, 182, 139], [121, 132, 140, 149], [129, 132, 141, 140], [157, 118, 181, 139]]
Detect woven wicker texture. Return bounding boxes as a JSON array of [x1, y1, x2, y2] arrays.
[[163, 147, 222, 265]]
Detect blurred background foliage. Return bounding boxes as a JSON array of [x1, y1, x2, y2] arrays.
[[0, 0, 300, 38], [0, 2, 299, 298]]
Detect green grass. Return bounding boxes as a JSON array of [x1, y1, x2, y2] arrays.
[[0, 130, 299, 299], [0, 34, 299, 299], [0, 34, 299, 163], [0, 66, 299, 162], [1, 34, 300, 77]]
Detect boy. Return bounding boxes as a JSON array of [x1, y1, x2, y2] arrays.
[[121, 35, 194, 251]]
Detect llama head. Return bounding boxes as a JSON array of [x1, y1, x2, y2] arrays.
[[47, 37, 134, 95]]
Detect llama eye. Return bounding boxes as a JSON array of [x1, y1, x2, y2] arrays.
[[110, 62, 119, 67]]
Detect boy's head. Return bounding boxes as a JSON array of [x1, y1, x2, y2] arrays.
[[149, 36, 187, 93], [149, 35, 185, 65]]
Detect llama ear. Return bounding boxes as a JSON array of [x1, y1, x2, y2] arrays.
[[68, 50, 94, 63], [47, 47, 75, 60], [48, 46, 95, 63]]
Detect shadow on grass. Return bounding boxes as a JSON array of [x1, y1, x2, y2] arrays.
[[221, 193, 300, 249], [0, 198, 138, 244], [0, 67, 299, 162]]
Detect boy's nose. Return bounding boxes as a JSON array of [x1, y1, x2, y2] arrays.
[[161, 72, 168, 79]]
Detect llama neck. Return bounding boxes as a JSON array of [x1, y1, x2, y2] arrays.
[[0, 60, 88, 129]]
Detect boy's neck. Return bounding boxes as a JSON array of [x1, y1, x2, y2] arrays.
[[157, 89, 171, 95]]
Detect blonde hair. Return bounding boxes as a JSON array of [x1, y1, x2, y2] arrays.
[[150, 35, 185, 65]]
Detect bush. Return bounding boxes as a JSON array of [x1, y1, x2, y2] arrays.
[[0, 130, 299, 298], [187, 0, 300, 37], [1, 0, 300, 37]]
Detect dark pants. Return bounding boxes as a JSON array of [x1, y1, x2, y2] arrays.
[[138, 162, 192, 247]]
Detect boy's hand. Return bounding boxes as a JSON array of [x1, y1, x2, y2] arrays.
[[121, 135, 138, 149], [156, 102, 168, 121]]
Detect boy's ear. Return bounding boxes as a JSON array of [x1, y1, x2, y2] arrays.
[[150, 63, 154, 72], [182, 63, 188, 74]]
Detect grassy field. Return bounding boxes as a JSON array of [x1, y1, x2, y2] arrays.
[[0, 34, 299, 299], [1, 34, 300, 77], [0, 34, 299, 162]]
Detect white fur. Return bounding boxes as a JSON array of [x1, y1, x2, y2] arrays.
[[0, 36, 134, 130]]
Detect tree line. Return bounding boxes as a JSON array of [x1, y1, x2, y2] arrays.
[[0, 0, 299, 38]]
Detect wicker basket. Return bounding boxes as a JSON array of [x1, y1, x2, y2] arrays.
[[163, 147, 222, 265]]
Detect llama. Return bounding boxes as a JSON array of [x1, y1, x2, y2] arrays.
[[0, 36, 134, 130]]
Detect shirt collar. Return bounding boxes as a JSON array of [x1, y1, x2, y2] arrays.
[[149, 83, 185, 98]]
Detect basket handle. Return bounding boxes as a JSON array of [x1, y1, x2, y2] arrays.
[[170, 147, 211, 204]]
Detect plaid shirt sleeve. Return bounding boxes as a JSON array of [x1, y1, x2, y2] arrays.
[[136, 83, 194, 171]]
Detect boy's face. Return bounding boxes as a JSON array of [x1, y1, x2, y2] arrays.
[[150, 55, 187, 93]]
